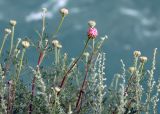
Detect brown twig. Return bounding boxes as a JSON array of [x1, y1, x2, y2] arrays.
[[29, 42, 48, 114], [75, 51, 94, 112]]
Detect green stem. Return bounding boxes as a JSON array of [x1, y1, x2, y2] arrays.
[[12, 48, 25, 112], [0, 34, 9, 58], [53, 91, 57, 114], [136, 73, 140, 114], [55, 47, 58, 65], [9, 26, 15, 56], [139, 63, 144, 76], [15, 39, 21, 50], [57, 49, 60, 64], [133, 57, 138, 69], [92, 39, 95, 50], [52, 16, 65, 38], [16, 48, 26, 83], [41, 12, 46, 40]]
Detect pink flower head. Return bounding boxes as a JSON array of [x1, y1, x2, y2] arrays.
[[87, 27, 98, 39]]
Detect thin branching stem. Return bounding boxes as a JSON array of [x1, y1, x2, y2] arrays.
[[57, 38, 90, 95], [9, 26, 15, 56]]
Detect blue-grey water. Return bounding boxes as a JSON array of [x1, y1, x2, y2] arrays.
[[0, 0, 160, 85], [0, 0, 160, 112]]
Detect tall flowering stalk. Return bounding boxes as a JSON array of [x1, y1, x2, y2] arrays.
[[3, 21, 16, 82], [9, 20, 16, 56], [11, 40, 30, 114], [29, 8, 49, 114], [52, 40, 62, 65], [0, 29, 11, 58], [52, 8, 69, 38], [57, 21, 98, 95], [76, 52, 93, 112], [16, 40, 30, 83], [57, 38, 90, 95]]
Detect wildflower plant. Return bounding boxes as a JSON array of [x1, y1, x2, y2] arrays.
[[0, 7, 160, 114]]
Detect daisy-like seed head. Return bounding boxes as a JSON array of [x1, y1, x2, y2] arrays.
[[88, 20, 96, 28], [10, 20, 17, 26], [60, 8, 69, 16], [4, 28, 11, 34], [52, 40, 59, 47], [128, 67, 136, 74], [133, 51, 141, 57], [55, 86, 61, 92], [22, 40, 30, 48], [140, 56, 148, 63]]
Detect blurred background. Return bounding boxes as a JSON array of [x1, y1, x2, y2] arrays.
[[0, 0, 160, 81]]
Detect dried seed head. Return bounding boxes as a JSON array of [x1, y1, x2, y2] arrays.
[[52, 40, 62, 48], [10, 20, 17, 26], [60, 8, 69, 16], [140, 56, 148, 63], [133, 51, 141, 57], [87, 27, 98, 39], [88, 20, 96, 28], [4, 28, 11, 34], [52, 40, 59, 47], [22, 40, 30, 48], [55, 86, 61, 92], [128, 67, 136, 74]]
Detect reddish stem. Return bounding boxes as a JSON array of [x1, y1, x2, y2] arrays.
[[29, 42, 48, 114], [76, 52, 94, 112], [76, 65, 89, 109], [37, 51, 44, 66], [7, 81, 11, 114], [29, 51, 44, 114], [57, 38, 90, 95]]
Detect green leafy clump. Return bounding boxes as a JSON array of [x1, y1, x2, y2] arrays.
[[0, 8, 160, 114]]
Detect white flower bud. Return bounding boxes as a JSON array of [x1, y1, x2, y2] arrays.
[[52, 40, 59, 47], [10, 20, 17, 26], [4, 28, 11, 34], [140, 56, 148, 63], [133, 50, 141, 57], [22, 40, 30, 48], [88, 20, 96, 28], [55, 86, 61, 92], [60, 8, 69, 16], [128, 67, 136, 74]]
